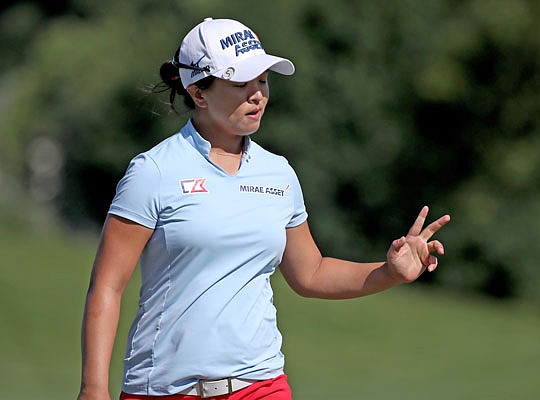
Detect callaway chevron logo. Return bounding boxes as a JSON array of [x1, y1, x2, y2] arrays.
[[180, 178, 208, 194]]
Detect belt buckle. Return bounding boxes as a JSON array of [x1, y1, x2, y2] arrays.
[[198, 377, 233, 398]]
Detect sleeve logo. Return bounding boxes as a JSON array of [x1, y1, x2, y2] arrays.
[[180, 178, 209, 194]]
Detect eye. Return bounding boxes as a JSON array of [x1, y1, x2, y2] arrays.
[[234, 82, 248, 88]]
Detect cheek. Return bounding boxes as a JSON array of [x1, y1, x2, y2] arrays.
[[215, 101, 241, 120]]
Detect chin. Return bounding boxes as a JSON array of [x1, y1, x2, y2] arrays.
[[241, 123, 261, 136], [239, 129, 258, 136]]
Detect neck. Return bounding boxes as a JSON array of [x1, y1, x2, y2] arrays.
[[191, 115, 245, 154]]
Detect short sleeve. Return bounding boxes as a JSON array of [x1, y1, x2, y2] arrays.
[[108, 154, 161, 229], [286, 164, 308, 228]]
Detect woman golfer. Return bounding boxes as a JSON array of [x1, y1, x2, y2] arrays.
[[77, 17, 450, 400]]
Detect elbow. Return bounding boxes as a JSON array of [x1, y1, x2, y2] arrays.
[[290, 284, 319, 299], [281, 275, 320, 299], [285, 277, 340, 299]]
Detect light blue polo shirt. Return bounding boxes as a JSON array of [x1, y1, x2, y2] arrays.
[[108, 120, 308, 395]]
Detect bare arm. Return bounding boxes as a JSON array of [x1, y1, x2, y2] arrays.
[[279, 206, 450, 299], [77, 215, 154, 400]]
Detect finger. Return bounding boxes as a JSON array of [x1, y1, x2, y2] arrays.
[[426, 255, 438, 272], [420, 214, 451, 241], [427, 240, 445, 255], [391, 236, 406, 251], [408, 205, 429, 236]]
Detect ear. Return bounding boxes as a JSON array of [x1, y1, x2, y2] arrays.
[[186, 85, 208, 109]]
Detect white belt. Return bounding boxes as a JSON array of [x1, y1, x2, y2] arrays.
[[179, 378, 258, 398]]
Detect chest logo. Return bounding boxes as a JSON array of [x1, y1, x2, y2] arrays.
[[239, 184, 290, 197], [180, 178, 209, 194]]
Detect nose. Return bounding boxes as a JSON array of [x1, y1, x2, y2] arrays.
[[247, 81, 266, 104], [248, 89, 263, 104]]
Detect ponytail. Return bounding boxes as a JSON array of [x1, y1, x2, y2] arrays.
[[155, 60, 215, 112]]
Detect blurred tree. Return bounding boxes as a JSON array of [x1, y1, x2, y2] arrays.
[[1, 0, 539, 300], [0, 0, 71, 17]]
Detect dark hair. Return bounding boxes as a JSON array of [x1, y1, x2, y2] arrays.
[[155, 60, 215, 112]]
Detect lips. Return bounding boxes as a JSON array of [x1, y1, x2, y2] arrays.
[[246, 108, 262, 119]]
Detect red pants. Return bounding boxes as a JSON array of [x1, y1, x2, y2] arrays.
[[120, 374, 292, 400]]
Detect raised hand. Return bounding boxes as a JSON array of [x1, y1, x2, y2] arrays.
[[386, 206, 451, 283]]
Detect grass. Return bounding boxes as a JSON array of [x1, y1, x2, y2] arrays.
[[275, 279, 540, 399], [1, 229, 539, 399]]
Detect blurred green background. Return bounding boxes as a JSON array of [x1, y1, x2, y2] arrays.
[[1, 0, 539, 398]]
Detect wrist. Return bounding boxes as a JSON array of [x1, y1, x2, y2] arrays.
[[78, 382, 110, 399], [381, 261, 408, 285]]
